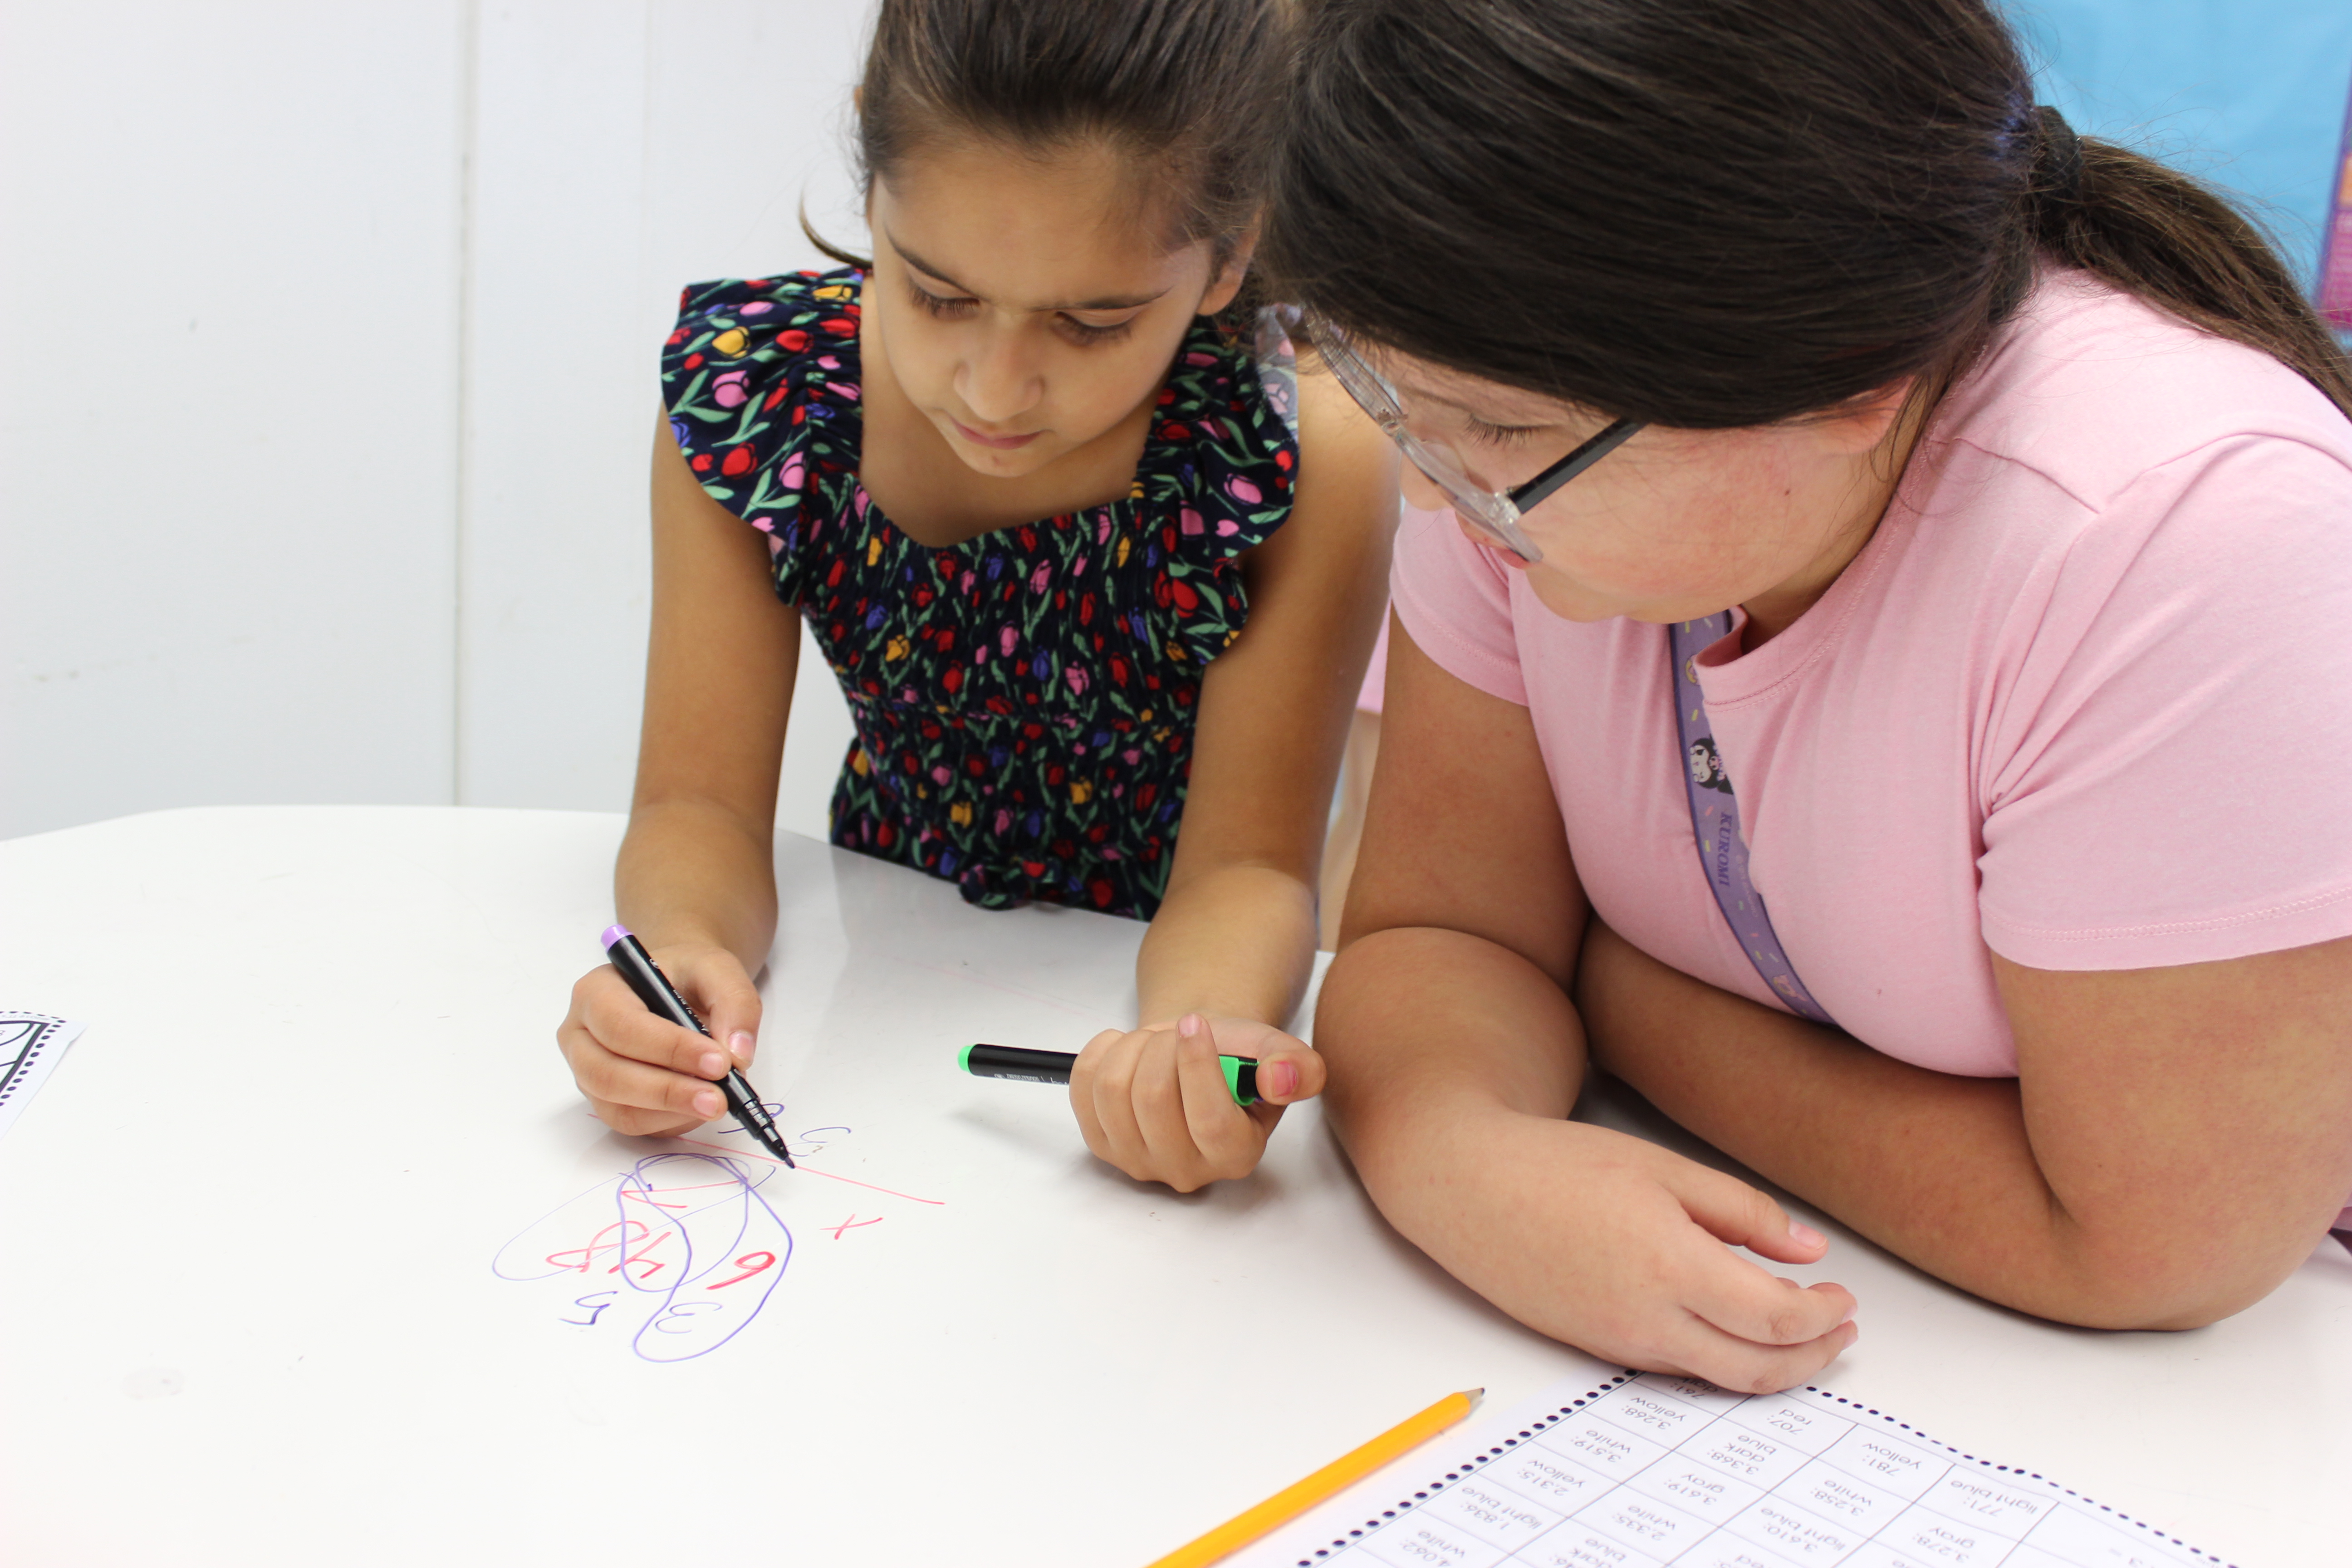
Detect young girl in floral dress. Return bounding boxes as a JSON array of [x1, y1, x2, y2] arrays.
[[554, 0, 1395, 1191]]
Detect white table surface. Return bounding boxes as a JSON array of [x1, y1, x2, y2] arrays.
[[0, 807, 2343, 1567]]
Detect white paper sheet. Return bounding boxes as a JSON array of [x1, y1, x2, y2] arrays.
[[1238, 1370, 2229, 1568], [0, 1012, 84, 1141]]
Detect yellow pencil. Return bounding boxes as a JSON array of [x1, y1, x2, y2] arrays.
[[1145, 1387, 1485, 1568]]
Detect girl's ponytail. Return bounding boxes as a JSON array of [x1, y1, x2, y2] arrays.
[[2028, 109, 2352, 419]]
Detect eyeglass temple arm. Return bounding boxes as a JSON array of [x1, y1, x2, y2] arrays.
[[1507, 417, 1645, 513]]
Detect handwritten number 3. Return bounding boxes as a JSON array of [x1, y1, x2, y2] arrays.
[[709, 1251, 776, 1289], [651, 1302, 720, 1334]]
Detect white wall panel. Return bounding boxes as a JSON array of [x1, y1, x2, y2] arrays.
[[458, 0, 865, 840], [0, 2, 468, 838], [456, 0, 656, 814]]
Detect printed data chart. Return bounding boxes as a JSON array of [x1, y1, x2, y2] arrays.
[[1280, 1372, 2224, 1568], [0, 1012, 86, 1141]]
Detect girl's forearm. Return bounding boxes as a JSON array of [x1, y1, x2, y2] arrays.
[[1135, 863, 1319, 1027], [1572, 927, 2150, 1325], [1314, 926, 1588, 1175], [613, 797, 779, 974]]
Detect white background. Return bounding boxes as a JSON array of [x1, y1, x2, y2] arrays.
[[1, 0, 864, 842]]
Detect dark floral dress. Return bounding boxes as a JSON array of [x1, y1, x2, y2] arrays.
[[661, 267, 1301, 919]]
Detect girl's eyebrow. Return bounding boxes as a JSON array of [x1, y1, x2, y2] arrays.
[[888, 233, 1170, 313]]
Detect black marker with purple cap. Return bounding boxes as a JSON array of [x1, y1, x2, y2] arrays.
[[599, 924, 794, 1168]]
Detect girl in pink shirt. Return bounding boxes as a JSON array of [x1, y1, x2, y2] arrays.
[[1261, 0, 2352, 1392]]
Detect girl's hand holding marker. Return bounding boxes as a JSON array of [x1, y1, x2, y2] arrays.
[[960, 1018, 1323, 1191], [1069, 1015, 1325, 1192], [558, 936, 765, 1141]]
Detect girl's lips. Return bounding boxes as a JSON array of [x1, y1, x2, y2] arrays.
[[952, 418, 1043, 451]]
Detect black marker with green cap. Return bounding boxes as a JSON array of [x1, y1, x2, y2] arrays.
[[959, 1042, 1260, 1106]]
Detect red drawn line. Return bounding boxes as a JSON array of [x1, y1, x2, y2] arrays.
[[676, 1135, 791, 1167], [675, 1136, 947, 1205], [797, 1164, 946, 1205]]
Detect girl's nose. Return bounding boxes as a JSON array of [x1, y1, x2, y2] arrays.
[[958, 327, 1044, 426]]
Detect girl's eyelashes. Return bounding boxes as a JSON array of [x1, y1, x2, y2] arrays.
[[1058, 315, 1134, 346], [1463, 415, 1545, 447], [903, 275, 1137, 346], [906, 277, 979, 319]]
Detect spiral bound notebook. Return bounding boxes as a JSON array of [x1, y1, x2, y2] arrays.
[[0, 1012, 87, 1141], [1235, 1369, 2229, 1568]]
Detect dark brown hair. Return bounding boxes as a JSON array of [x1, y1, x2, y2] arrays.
[[1260, 0, 2352, 427], [806, 0, 1292, 283]]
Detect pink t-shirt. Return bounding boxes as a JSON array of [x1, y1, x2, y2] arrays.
[[1393, 272, 2352, 1084]]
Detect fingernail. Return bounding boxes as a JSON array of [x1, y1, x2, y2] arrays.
[[1839, 1302, 1858, 1327], [730, 1029, 756, 1065], [697, 1050, 726, 1077], [693, 1088, 722, 1117], [1263, 1060, 1300, 1100], [1178, 1013, 1201, 1039], [1789, 1220, 1827, 1250]]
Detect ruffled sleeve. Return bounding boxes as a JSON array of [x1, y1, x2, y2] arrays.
[[1129, 309, 1304, 668], [659, 269, 865, 605]]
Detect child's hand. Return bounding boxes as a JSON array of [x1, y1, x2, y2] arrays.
[[555, 941, 763, 1137], [1069, 1013, 1324, 1191], [1393, 1108, 1857, 1394]]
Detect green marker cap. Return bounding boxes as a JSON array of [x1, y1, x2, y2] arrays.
[[1221, 1056, 1260, 1107]]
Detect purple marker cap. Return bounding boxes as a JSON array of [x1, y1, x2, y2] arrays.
[[599, 924, 633, 951]]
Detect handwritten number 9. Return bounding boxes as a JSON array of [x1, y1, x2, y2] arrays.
[[709, 1251, 776, 1289]]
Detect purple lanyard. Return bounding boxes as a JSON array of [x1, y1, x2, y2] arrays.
[[1670, 615, 1839, 1028]]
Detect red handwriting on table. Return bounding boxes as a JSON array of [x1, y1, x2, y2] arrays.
[[708, 1251, 778, 1289], [542, 1217, 678, 1280], [824, 1215, 882, 1240]]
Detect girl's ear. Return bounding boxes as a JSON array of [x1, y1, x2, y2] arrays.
[[1198, 225, 1260, 317], [1813, 378, 1919, 455]]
